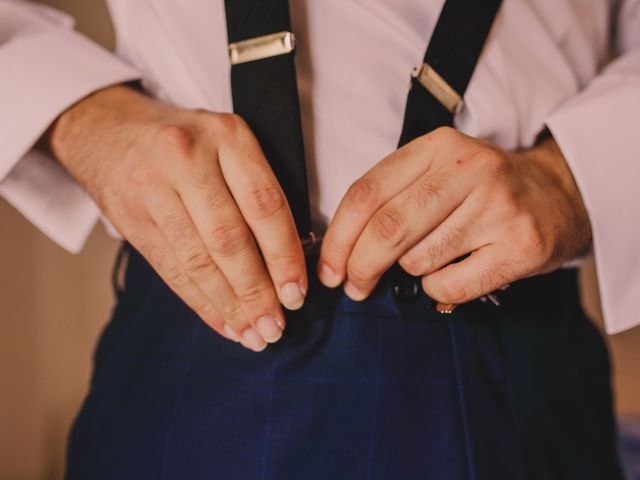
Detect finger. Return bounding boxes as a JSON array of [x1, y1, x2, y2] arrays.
[[398, 199, 486, 277], [217, 128, 307, 310], [123, 218, 243, 344], [145, 188, 277, 349], [173, 159, 287, 342], [421, 245, 519, 305], [318, 142, 434, 287], [343, 165, 469, 299], [319, 127, 468, 287]]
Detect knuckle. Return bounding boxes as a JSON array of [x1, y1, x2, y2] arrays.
[[235, 282, 271, 304], [130, 233, 154, 256], [133, 235, 166, 268], [408, 177, 440, 207], [184, 250, 217, 277], [419, 126, 457, 147], [200, 186, 228, 211], [161, 214, 194, 248], [138, 241, 162, 268], [209, 224, 252, 257], [191, 167, 218, 189], [389, 142, 412, 162], [347, 261, 373, 284], [220, 302, 246, 327], [528, 237, 548, 261], [371, 208, 406, 248], [508, 209, 541, 250], [196, 300, 217, 316], [473, 147, 509, 176], [431, 125, 457, 141], [389, 142, 414, 164], [265, 248, 300, 269], [494, 187, 520, 215], [246, 184, 285, 220], [156, 124, 195, 160], [213, 112, 249, 140], [162, 211, 189, 232], [345, 178, 379, 212], [520, 221, 548, 260], [429, 227, 463, 261], [165, 263, 190, 288]]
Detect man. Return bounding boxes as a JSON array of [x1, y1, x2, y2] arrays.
[[0, 0, 638, 477]]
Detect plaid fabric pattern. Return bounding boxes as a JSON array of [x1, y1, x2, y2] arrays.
[[65, 247, 622, 479]]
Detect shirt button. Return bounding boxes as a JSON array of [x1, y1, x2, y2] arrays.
[[392, 273, 421, 303]]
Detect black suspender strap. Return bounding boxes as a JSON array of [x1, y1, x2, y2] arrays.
[[398, 0, 502, 147], [393, 0, 502, 303], [223, 0, 502, 251], [224, 0, 312, 243]]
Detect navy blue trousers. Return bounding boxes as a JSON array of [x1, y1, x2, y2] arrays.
[[66, 246, 623, 479]]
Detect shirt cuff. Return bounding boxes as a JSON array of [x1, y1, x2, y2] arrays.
[[0, 149, 100, 253], [0, 26, 140, 252], [546, 50, 640, 334], [0, 27, 140, 179]]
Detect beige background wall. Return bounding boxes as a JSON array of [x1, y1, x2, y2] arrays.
[[0, 1, 638, 479]]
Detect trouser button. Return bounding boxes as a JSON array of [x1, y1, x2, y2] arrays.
[[391, 271, 421, 303]]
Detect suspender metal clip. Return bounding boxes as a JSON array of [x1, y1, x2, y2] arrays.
[[301, 231, 322, 257], [412, 63, 464, 115], [229, 31, 296, 65]]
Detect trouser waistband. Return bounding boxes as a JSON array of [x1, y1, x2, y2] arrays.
[[302, 249, 579, 318], [116, 242, 579, 318]]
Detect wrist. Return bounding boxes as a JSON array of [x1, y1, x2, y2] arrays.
[[47, 84, 160, 168], [520, 136, 593, 262]]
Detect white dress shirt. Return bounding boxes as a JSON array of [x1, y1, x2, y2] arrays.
[[0, 0, 639, 333]]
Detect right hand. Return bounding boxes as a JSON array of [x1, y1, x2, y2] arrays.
[[48, 85, 307, 352]]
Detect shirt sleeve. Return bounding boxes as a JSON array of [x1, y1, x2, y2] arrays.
[[0, 0, 139, 252], [545, 0, 640, 334]]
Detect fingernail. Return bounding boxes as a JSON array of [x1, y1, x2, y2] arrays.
[[318, 262, 341, 288], [223, 323, 241, 342], [280, 282, 305, 310], [436, 303, 457, 314], [344, 281, 367, 301], [241, 328, 267, 352], [256, 315, 283, 343]]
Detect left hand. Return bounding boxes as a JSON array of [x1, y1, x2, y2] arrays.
[[317, 126, 592, 306]]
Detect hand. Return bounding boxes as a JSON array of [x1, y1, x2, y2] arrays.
[[49, 85, 307, 352], [317, 126, 591, 307]]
